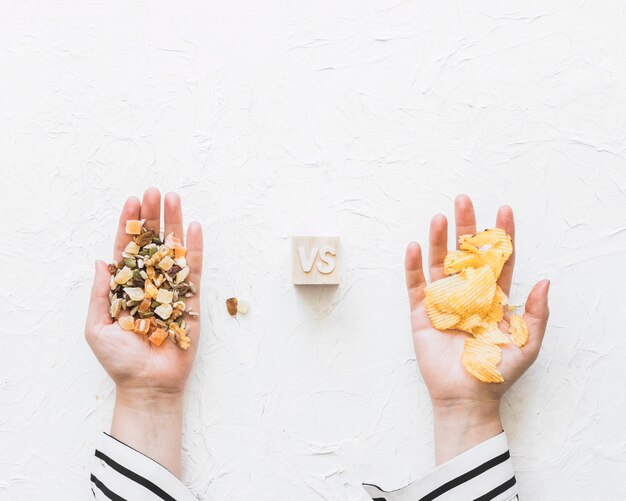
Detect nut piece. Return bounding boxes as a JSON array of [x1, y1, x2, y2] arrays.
[[156, 288, 174, 304], [171, 301, 185, 321], [114, 266, 134, 285], [168, 323, 190, 350], [125, 220, 142, 235], [154, 303, 173, 320], [226, 297, 238, 316], [118, 315, 135, 331], [236, 299, 249, 314]]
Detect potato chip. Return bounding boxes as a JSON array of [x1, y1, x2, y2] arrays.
[[473, 323, 511, 345], [509, 314, 529, 348], [457, 314, 483, 332], [444, 250, 485, 275], [484, 286, 507, 325], [424, 304, 461, 330], [461, 338, 504, 383]]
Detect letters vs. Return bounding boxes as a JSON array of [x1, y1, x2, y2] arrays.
[[291, 236, 340, 285]]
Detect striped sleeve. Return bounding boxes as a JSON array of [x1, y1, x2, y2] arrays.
[[90, 432, 198, 501], [362, 432, 519, 501]]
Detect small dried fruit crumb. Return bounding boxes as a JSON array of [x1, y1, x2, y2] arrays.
[[226, 297, 238, 316]]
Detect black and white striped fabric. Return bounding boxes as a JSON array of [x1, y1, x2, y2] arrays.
[[91, 431, 518, 500], [362, 432, 519, 501], [91, 433, 197, 500]]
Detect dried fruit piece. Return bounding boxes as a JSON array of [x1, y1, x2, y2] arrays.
[[114, 266, 133, 285], [236, 299, 249, 314], [138, 297, 152, 313], [148, 328, 168, 347], [226, 297, 238, 316], [118, 315, 135, 331], [124, 241, 140, 256], [144, 280, 158, 299], [134, 230, 154, 247], [158, 256, 174, 271], [154, 303, 173, 320], [175, 266, 190, 284], [134, 318, 150, 336], [156, 289, 173, 304], [123, 287, 145, 302], [109, 298, 124, 318], [125, 220, 142, 235]]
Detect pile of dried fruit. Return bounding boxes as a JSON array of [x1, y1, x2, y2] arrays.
[[423, 228, 529, 383], [108, 220, 198, 350]]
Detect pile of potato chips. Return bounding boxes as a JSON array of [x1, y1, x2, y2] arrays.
[[423, 228, 529, 383]]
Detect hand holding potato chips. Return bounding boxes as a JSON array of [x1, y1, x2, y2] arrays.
[[405, 195, 550, 401]]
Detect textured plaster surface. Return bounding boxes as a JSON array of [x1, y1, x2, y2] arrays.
[[1, 1, 625, 499]]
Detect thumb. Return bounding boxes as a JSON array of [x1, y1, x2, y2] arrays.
[[522, 279, 550, 359], [86, 260, 113, 335]]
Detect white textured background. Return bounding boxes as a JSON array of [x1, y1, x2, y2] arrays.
[[1, 1, 625, 500]]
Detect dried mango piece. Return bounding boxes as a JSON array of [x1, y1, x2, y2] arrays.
[[509, 314, 529, 348], [148, 328, 168, 347]]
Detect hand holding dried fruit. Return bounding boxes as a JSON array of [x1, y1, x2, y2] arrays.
[[404, 195, 550, 400], [85, 189, 203, 399], [108, 221, 197, 350]]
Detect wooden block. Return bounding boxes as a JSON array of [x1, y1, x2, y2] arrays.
[[292, 236, 340, 285]]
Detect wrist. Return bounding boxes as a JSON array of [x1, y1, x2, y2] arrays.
[[432, 399, 502, 466], [115, 386, 184, 415], [111, 386, 184, 478]]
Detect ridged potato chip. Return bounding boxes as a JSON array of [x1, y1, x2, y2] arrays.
[[461, 338, 504, 383], [423, 227, 523, 384], [509, 314, 529, 348]]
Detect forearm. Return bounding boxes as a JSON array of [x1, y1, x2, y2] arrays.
[[110, 388, 184, 478], [433, 399, 503, 465]]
